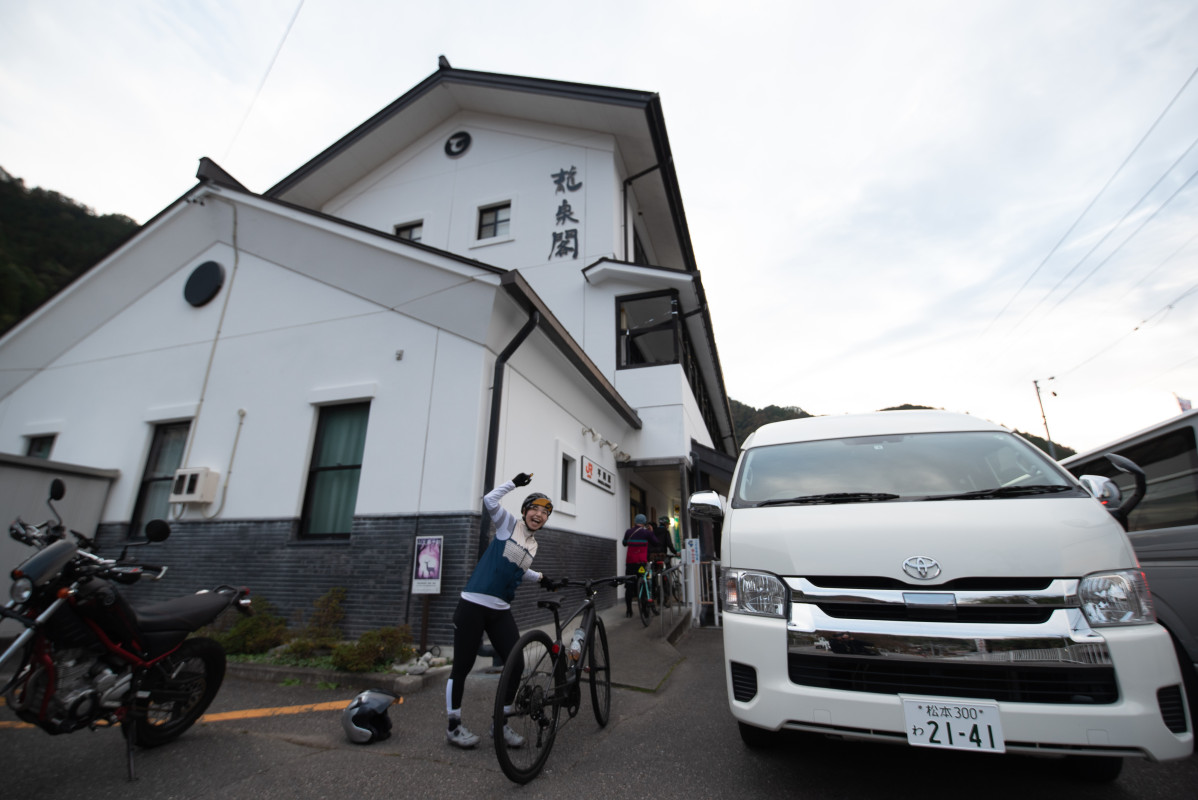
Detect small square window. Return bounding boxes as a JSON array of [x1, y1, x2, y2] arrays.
[[26, 435, 56, 459], [478, 203, 511, 240], [395, 221, 423, 242]]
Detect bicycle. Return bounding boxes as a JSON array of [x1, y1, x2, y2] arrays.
[[492, 574, 635, 784], [633, 563, 659, 627], [659, 555, 684, 606]]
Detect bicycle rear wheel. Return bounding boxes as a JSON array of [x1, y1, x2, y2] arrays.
[[670, 569, 684, 604], [494, 630, 561, 784], [588, 617, 611, 726], [637, 577, 651, 627]]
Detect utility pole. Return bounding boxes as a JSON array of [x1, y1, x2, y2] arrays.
[[1033, 378, 1057, 458]]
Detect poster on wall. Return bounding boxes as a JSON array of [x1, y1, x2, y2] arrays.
[[412, 535, 443, 594]]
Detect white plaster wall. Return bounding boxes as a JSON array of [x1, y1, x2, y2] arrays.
[[326, 113, 624, 348], [0, 212, 498, 523], [496, 331, 631, 544]]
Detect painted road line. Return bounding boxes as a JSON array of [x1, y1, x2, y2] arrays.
[[1, 698, 400, 730], [200, 700, 351, 722]]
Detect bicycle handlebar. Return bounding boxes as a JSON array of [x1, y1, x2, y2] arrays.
[[542, 574, 636, 593]]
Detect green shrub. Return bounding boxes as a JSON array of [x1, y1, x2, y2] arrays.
[[330, 626, 416, 673], [211, 597, 290, 654], [300, 587, 346, 645]]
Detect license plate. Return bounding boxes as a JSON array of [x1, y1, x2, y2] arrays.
[[901, 697, 1005, 753]]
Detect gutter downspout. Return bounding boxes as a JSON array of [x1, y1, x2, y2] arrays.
[[622, 163, 662, 261], [478, 310, 541, 559]]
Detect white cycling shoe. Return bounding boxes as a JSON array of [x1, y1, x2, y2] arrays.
[[446, 724, 480, 748], [491, 722, 526, 748]]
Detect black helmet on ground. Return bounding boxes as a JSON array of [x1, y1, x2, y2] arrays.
[[342, 689, 399, 744]]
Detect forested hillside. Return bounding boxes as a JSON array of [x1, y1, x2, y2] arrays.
[[0, 166, 139, 334]]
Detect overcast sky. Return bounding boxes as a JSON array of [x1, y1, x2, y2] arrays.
[[2, 0, 1196, 454]]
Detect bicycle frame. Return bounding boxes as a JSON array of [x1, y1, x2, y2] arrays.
[[493, 574, 630, 784]]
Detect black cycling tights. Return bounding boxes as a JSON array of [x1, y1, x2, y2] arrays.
[[447, 599, 520, 711]]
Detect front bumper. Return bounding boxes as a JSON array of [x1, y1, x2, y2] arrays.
[[724, 609, 1193, 761]]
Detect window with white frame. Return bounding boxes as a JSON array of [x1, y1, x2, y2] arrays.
[[554, 440, 579, 517]]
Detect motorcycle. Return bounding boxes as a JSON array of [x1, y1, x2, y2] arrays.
[[0, 478, 251, 779]]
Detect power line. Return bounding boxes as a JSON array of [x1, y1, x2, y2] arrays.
[[1059, 280, 1198, 377], [1044, 163, 1198, 314], [1006, 131, 1198, 335], [985, 61, 1198, 334], [221, 0, 306, 162]]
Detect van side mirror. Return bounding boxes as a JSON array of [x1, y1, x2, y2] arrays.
[[1103, 454, 1146, 531], [1079, 475, 1121, 507], [689, 490, 725, 520]]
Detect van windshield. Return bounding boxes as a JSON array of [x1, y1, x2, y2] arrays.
[[733, 431, 1080, 508]]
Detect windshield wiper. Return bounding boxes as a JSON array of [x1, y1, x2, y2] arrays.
[[924, 485, 1075, 501], [756, 492, 901, 507]]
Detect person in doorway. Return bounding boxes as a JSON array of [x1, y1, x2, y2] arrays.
[[649, 515, 681, 607], [445, 472, 557, 749], [622, 513, 657, 617]]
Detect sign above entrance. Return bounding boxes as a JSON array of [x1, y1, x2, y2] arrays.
[[581, 456, 614, 494]]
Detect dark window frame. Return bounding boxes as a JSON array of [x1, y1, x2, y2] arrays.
[[130, 421, 190, 538], [615, 289, 722, 449], [395, 220, 423, 242], [299, 401, 371, 539], [25, 434, 55, 459], [477, 202, 512, 240], [616, 290, 681, 369]]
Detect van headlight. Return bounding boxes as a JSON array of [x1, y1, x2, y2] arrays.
[[724, 569, 788, 618], [1078, 569, 1155, 626]]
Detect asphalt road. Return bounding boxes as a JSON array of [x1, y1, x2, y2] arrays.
[[2, 627, 1195, 799]]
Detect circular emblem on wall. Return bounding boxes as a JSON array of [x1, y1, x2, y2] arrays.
[[444, 131, 472, 158], [184, 261, 225, 307]]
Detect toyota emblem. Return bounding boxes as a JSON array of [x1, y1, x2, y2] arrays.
[[903, 556, 941, 580]]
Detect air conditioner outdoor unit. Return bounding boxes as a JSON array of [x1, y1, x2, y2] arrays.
[[169, 467, 219, 504]]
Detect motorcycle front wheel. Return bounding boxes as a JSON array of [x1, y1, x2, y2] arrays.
[[128, 637, 226, 748]]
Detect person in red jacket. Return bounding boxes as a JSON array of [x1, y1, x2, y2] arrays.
[[622, 514, 657, 617]]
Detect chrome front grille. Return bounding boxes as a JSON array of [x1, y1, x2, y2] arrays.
[[785, 576, 1118, 704]]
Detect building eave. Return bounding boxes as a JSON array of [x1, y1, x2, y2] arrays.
[[501, 270, 642, 430]]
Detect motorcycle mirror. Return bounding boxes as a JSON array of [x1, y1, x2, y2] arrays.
[[50, 478, 66, 501], [145, 519, 171, 542]]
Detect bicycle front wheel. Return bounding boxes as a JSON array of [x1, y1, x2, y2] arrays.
[[494, 629, 561, 784], [588, 616, 611, 726], [670, 570, 684, 604]]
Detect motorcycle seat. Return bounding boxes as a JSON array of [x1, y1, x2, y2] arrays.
[[133, 591, 233, 633]]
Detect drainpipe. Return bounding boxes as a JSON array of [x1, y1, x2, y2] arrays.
[[478, 310, 541, 559], [622, 164, 661, 261]]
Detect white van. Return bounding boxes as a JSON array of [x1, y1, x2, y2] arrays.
[[689, 410, 1192, 781]]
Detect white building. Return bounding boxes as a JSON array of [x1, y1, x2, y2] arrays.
[[0, 61, 736, 640]]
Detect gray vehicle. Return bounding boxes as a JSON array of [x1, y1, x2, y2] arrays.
[[1062, 409, 1198, 719]]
